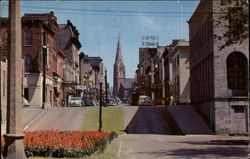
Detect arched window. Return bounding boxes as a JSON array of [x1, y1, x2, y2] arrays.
[[227, 52, 248, 96], [24, 55, 32, 72]]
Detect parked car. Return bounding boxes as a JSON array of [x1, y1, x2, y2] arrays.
[[138, 95, 152, 106], [68, 97, 83, 107], [108, 98, 117, 106], [84, 97, 98, 106]]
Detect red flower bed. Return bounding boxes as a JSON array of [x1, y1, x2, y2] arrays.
[[1, 130, 110, 158]]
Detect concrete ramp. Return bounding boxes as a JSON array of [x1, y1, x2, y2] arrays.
[[167, 105, 214, 135]]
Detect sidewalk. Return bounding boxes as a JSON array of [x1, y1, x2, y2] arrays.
[[119, 134, 249, 159], [1, 106, 46, 134]]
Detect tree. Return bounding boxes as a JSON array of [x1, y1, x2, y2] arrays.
[[215, 0, 249, 50]]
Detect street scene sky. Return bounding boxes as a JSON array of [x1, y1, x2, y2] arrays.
[[1, 0, 199, 86]]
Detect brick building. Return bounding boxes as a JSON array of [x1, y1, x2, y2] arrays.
[[79, 52, 103, 96], [137, 47, 157, 96], [0, 12, 65, 107], [188, 0, 249, 134], [119, 78, 135, 101], [57, 20, 81, 99]]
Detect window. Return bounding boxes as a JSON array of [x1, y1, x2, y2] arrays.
[[24, 31, 32, 45], [232, 105, 245, 113], [24, 55, 32, 72], [177, 55, 179, 66], [227, 52, 247, 90], [119, 71, 123, 77]]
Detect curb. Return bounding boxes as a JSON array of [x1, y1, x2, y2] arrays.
[[95, 131, 118, 154]]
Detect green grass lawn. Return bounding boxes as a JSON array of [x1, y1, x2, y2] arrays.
[[80, 106, 125, 135]]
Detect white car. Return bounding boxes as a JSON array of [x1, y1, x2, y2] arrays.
[[68, 97, 83, 107]]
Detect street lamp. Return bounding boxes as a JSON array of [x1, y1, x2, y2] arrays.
[[42, 31, 48, 109], [105, 70, 108, 106], [98, 82, 103, 132]]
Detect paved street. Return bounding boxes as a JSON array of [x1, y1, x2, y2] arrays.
[[120, 105, 249, 159], [1, 105, 248, 159], [25, 107, 87, 131], [1, 106, 45, 134], [123, 106, 172, 134], [118, 134, 249, 159]]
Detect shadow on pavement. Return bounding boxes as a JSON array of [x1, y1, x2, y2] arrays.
[[172, 140, 249, 146], [125, 106, 182, 135], [136, 146, 248, 158]]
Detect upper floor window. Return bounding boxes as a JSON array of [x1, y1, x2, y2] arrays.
[[24, 55, 32, 72], [24, 31, 32, 46]]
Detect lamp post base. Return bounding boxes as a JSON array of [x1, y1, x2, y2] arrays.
[[3, 134, 26, 159], [98, 128, 103, 132]]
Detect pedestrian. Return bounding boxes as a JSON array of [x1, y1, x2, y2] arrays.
[[170, 96, 174, 106]]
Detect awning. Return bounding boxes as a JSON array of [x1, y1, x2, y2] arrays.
[[65, 86, 76, 95]]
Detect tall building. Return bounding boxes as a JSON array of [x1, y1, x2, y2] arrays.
[[0, 12, 65, 107], [113, 36, 125, 98], [168, 40, 190, 104], [57, 20, 82, 99], [188, 0, 248, 134], [79, 52, 103, 91]]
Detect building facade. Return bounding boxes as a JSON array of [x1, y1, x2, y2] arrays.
[[188, 0, 249, 134], [0, 12, 64, 107], [57, 20, 82, 100], [152, 46, 167, 105], [169, 40, 190, 104], [79, 52, 103, 98], [22, 12, 62, 107]]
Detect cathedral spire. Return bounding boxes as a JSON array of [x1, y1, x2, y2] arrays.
[[115, 35, 123, 64]]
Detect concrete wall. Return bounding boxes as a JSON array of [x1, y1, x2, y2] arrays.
[[193, 100, 215, 131], [214, 100, 248, 134]]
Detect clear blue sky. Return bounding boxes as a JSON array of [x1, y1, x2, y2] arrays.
[[1, 0, 199, 87]]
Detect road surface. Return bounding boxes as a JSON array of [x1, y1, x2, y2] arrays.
[[26, 107, 87, 131], [123, 106, 174, 134], [120, 105, 249, 159]]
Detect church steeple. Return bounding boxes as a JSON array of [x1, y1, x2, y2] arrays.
[[113, 35, 126, 97], [115, 35, 123, 65]]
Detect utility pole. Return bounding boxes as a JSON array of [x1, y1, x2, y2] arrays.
[[0, 0, 2, 18], [0, 44, 2, 159], [98, 82, 103, 132], [105, 70, 108, 106], [248, 55, 250, 159], [42, 31, 47, 109], [3, 0, 26, 158]]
